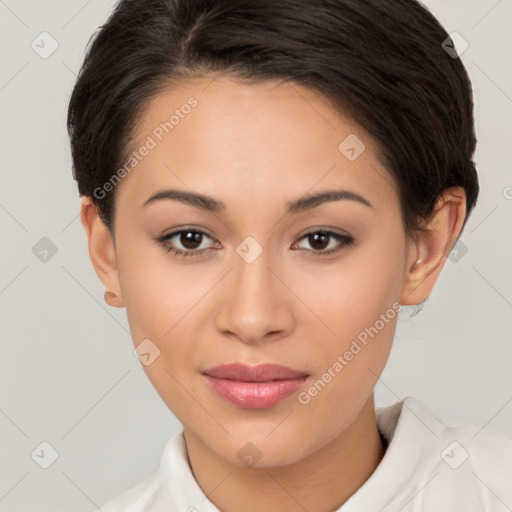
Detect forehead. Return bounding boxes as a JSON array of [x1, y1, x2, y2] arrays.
[[116, 75, 397, 210]]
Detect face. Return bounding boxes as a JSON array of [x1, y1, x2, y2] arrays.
[[109, 75, 411, 467]]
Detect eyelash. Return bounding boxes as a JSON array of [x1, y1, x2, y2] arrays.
[[154, 228, 354, 259]]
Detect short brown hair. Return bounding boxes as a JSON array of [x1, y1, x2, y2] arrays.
[[67, 0, 479, 239]]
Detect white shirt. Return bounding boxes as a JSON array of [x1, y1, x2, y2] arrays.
[[101, 396, 512, 511]]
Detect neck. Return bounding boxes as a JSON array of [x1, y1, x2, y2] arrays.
[[184, 395, 386, 512]]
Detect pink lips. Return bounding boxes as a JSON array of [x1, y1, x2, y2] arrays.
[[203, 363, 309, 409]]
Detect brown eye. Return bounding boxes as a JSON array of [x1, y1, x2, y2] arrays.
[[307, 232, 331, 251], [155, 228, 218, 258], [292, 230, 354, 256], [179, 230, 205, 250]]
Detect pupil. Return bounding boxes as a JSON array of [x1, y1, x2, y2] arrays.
[[310, 232, 329, 250], [181, 231, 202, 249]]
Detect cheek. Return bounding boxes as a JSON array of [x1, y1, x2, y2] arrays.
[[117, 239, 210, 340], [292, 239, 404, 344], [117, 243, 218, 407], [294, 286, 398, 440], [116, 242, 208, 420], [291, 234, 404, 403]]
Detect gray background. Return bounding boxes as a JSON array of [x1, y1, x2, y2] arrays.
[[1, 0, 511, 510]]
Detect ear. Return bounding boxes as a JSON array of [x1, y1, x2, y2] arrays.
[[400, 186, 467, 306], [80, 196, 124, 308]]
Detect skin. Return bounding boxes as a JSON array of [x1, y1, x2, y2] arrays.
[[80, 75, 466, 511]]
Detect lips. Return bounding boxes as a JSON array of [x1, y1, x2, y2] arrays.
[[203, 363, 309, 409], [204, 363, 309, 382]]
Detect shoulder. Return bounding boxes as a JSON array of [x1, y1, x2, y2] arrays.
[[100, 431, 219, 511], [101, 469, 161, 512], [100, 433, 183, 512], [397, 396, 512, 461], [383, 396, 512, 511]]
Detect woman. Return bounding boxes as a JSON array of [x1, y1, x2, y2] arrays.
[[67, 0, 512, 510]]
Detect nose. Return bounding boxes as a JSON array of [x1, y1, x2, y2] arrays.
[[214, 247, 295, 345]]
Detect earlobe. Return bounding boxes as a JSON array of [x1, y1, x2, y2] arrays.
[[400, 187, 467, 306], [80, 196, 125, 308]]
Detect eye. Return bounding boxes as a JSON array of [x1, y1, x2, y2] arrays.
[[291, 230, 354, 256], [154, 228, 354, 259], [154, 228, 219, 258]]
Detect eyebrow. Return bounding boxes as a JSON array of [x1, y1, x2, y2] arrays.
[[143, 188, 373, 213]]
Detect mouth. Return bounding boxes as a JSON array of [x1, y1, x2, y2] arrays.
[[202, 363, 309, 409]]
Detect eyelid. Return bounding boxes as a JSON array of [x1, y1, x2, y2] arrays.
[[153, 227, 219, 258], [291, 229, 354, 254], [161, 224, 215, 237], [161, 227, 217, 246], [295, 226, 352, 240]]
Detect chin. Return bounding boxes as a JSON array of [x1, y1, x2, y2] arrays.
[[209, 429, 315, 469]]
